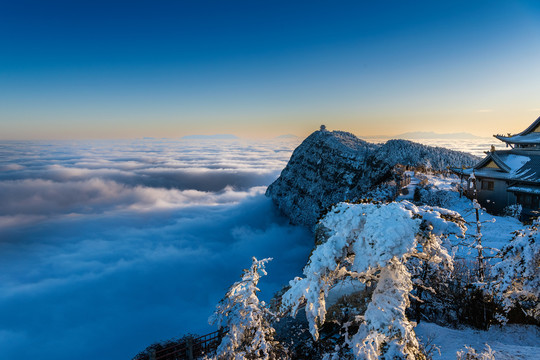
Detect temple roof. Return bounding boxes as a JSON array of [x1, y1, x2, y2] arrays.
[[494, 132, 540, 145], [494, 115, 540, 145], [452, 149, 540, 183]]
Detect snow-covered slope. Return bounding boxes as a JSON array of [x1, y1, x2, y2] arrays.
[[375, 139, 479, 170], [266, 129, 478, 227], [416, 322, 540, 360]]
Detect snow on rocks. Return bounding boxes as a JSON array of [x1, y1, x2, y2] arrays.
[[322, 202, 420, 273]]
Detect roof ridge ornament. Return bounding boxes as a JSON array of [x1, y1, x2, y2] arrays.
[[493, 116, 540, 147]]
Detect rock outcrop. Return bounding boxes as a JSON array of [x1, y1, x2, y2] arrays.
[[266, 128, 478, 227]]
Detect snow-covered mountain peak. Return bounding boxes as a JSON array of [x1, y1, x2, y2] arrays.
[[266, 129, 478, 227]]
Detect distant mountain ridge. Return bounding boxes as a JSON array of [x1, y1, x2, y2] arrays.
[[275, 134, 301, 140], [181, 134, 239, 140], [363, 131, 482, 140]]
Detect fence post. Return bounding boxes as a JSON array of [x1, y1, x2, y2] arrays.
[[187, 338, 194, 360]]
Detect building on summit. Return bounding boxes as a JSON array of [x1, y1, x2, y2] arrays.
[[453, 116, 540, 218]]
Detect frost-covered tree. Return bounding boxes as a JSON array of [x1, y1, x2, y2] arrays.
[[456, 344, 495, 360], [491, 220, 540, 322], [209, 257, 284, 360], [349, 258, 421, 359], [448, 197, 499, 329], [408, 226, 455, 324], [424, 159, 432, 174], [502, 204, 522, 219], [282, 201, 465, 359], [471, 199, 487, 282]]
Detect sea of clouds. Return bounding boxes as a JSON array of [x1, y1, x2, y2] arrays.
[[0, 136, 490, 360], [0, 138, 313, 360]]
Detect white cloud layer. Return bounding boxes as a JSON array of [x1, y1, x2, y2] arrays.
[[0, 138, 312, 360]]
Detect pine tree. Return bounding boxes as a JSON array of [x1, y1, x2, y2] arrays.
[[491, 220, 540, 322], [209, 257, 284, 360]]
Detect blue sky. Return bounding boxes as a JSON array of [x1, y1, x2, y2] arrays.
[[1, 0, 540, 139]]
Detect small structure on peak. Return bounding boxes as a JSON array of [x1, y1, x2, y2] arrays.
[[320, 124, 326, 131], [453, 115, 540, 218]]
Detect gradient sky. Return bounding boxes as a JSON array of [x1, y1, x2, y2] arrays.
[[1, 0, 540, 140]]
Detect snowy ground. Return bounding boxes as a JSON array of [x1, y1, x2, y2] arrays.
[[416, 322, 540, 360], [397, 172, 522, 259], [421, 173, 523, 259]]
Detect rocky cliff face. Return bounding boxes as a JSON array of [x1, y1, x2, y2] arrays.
[[266, 128, 478, 227], [265, 129, 383, 227]]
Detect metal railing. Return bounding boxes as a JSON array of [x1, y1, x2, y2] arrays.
[[135, 329, 226, 360]]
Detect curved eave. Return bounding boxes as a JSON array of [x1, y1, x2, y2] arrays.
[[494, 115, 540, 142], [494, 135, 516, 143], [494, 134, 540, 145], [507, 185, 540, 195]]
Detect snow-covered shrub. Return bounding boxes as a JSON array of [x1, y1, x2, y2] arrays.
[[456, 344, 495, 360], [413, 174, 458, 208], [502, 204, 522, 219], [209, 257, 285, 360], [363, 183, 395, 202], [424, 159, 433, 174], [416, 188, 454, 208], [281, 201, 465, 359], [491, 221, 540, 322]]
